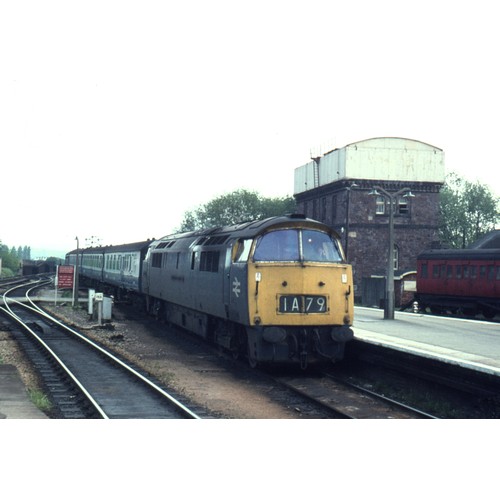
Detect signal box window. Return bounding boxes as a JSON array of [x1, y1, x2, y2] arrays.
[[375, 197, 385, 214], [398, 197, 409, 215]]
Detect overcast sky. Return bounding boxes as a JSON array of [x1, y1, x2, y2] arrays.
[[1, 1, 499, 258]]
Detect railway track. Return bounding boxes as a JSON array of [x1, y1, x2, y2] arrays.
[[276, 372, 437, 419], [1, 280, 202, 419], [8, 282, 494, 419]]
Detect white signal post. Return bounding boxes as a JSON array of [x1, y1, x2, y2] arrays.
[[73, 236, 79, 307]]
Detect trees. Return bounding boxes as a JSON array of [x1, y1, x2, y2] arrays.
[[0, 244, 20, 277], [178, 189, 297, 232], [439, 173, 499, 248], [0, 244, 33, 277]]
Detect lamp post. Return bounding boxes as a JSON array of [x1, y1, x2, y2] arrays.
[[369, 186, 413, 320]]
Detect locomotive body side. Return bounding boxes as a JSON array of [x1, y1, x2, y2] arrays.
[[143, 232, 231, 335]]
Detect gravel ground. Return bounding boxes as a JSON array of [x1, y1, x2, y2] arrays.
[[1, 299, 303, 418]]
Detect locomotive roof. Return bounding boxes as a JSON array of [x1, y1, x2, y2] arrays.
[[418, 248, 500, 261], [65, 216, 339, 257], [154, 215, 337, 245]]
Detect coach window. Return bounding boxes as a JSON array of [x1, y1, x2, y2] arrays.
[[456, 265, 462, 279], [463, 265, 469, 279], [421, 263, 428, 278], [489, 266, 495, 281], [447, 265, 453, 279], [497, 267, 500, 280], [470, 266, 477, 279]]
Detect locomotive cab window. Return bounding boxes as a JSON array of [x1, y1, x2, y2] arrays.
[[233, 239, 253, 263], [253, 229, 342, 263]]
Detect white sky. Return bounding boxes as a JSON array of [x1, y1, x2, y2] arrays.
[[1, 0, 499, 258]]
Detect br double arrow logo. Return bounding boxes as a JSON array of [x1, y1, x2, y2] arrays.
[[232, 277, 241, 298]]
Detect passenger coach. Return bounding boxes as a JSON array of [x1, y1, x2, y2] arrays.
[[66, 241, 150, 298], [416, 248, 500, 318]]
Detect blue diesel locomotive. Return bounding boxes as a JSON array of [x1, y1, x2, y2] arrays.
[[67, 215, 354, 368]]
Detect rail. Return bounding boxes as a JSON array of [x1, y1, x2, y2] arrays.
[[1, 280, 201, 419]]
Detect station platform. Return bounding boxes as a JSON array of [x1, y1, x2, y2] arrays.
[[353, 307, 500, 377], [0, 365, 48, 419]]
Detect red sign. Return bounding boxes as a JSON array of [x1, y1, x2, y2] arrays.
[[57, 265, 75, 289]]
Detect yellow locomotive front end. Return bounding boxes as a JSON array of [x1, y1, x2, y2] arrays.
[[242, 221, 354, 368]]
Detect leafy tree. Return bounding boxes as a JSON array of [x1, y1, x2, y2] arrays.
[[178, 189, 297, 231], [0, 244, 20, 276], [439, 173, 499, 248]]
